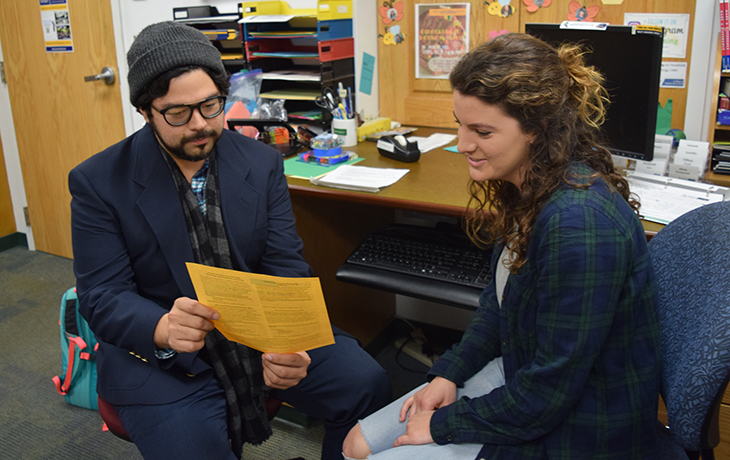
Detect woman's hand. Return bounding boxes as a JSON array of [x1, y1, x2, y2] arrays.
[[393, 409, 435, 447], [399, 376, 458, 421], [391, 377, 457, 447]]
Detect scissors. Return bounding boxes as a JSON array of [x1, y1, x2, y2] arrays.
[[314, 86, 340, 111]]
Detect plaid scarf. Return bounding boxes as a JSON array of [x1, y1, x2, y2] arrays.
[[160, 147, 271, 457]]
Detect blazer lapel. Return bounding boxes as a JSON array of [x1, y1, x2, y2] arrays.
[[216, 132, 260, 270], [133, 126, 196, 298]]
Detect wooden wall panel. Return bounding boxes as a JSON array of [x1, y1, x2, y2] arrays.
[[379, 0, 695, 132]]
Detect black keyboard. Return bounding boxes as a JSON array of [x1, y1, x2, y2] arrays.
[[347, 226, 492, 288], [336, 225, 492, 310]]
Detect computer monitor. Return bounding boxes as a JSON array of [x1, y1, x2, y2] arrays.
[[525, 23, 663, 162]]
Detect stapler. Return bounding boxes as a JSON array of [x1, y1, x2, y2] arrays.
[[376, 135, 421, 163]]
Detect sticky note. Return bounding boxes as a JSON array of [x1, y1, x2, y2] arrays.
[[360, 52, 375, 96]]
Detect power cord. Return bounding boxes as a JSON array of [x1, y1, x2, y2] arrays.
[[394, 328, 437, 372]]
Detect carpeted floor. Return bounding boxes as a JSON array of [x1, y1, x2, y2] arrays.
[[0, 246, 455, 459]]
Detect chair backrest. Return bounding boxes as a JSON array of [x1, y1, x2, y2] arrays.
[[648, 201, 730, 452]]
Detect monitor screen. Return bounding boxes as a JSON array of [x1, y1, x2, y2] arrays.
[[525, 23, 663, 162]]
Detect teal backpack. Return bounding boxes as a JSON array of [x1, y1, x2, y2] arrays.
[[52, 287, 98, 410]]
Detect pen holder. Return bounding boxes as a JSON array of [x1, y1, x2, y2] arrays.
[[331, 118, 358, 147]]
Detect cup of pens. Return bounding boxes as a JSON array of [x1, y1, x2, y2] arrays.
[[332, 117, 357, 147]]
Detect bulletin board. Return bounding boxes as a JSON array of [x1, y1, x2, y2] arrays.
[[377, 0, 695, 131]]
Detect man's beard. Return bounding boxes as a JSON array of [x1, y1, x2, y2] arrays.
[[149, 118, 221, 162]]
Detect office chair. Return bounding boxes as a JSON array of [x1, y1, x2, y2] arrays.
[[98, 394, 283, 443], [648, 201, 730, 460]]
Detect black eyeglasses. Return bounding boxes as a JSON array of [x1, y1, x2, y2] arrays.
[[152, 95, 226, 127]]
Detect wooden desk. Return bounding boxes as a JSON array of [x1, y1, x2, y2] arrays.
[[287, 128, 664, 343], [287, 128, 470, 343], [288, 128, 469, 218]]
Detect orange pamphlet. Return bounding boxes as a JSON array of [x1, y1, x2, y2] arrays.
[[186, 263, 335, 353]]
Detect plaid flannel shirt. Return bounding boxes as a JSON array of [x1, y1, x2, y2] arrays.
[[190, 158, 209, 215], [429, 164, 661, 460]]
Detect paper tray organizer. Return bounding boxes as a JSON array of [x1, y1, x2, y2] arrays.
[[239, 0, 352, 21], [244, 37, 353, 62], [242, 18, 352, 42]]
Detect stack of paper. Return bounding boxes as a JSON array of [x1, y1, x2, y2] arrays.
[[310, 165, 409, 193]]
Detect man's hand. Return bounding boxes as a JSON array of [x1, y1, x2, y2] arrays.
[[154, 297, 219, 353], [262, 351, 311, 389]]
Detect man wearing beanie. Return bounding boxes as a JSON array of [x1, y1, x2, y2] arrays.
[[69, 21, 390, 460]]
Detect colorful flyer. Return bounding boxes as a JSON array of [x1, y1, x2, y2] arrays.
[[415, 3, 469, 79], [39, 0, 73, 53]]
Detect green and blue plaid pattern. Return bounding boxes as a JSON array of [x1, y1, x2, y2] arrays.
[[429, 164, 661, 459]]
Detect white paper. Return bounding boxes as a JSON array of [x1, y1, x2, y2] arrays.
[[310, 165, 409, 193], [239, 15, 296, 24], [661, 62, 687, 89], [635, 159, 668, 176], [627, 171, 728, 224], [667, 163, 700, 181], [673, 139, 710, 172], [408, 133, 458, 153], [676, 139, 710, 156], [653, 135, 673, 160]]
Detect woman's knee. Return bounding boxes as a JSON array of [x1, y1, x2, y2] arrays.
[[342, 422, 371, 459]]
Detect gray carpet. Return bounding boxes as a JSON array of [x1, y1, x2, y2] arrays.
[[0, 246, 438, 459], [0, 247, 327, 459]]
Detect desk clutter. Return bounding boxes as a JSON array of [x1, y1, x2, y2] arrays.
[[633, 135, 711, 181], [627, 134, 730, 224], [712, 143, 730, 175], [299, 132, 356, 165], [227, 118, 306, 157]]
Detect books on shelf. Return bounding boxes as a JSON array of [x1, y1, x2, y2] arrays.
[[722, 0, 730, 71]]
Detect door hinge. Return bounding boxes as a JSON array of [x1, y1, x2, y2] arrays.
[[23, 207, 30, 227], [0, 62, 5, 84]]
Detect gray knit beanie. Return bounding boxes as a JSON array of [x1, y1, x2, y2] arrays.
[[127, 21, 226, 106]]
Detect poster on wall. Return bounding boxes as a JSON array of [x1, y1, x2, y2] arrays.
[[660, 62, 687, 89], [40, 0, 73, 53], [624, 13, 689, 59], [415, 3, 469, 79]]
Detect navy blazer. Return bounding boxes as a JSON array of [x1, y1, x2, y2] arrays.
[[69, 124, 312, 405]]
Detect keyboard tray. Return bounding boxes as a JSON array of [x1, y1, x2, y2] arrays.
[[336, 224, 492, 310]]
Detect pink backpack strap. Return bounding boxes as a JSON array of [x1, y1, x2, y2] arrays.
[[52, 335, 88, 395]]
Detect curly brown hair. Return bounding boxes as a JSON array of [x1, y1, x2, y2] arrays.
[[450, 33, 638, 271]]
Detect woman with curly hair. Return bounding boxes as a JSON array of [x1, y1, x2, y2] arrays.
[[342, 33, 661, 460]]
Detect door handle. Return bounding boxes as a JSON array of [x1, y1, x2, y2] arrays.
[[83, 67, 115, 85]]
